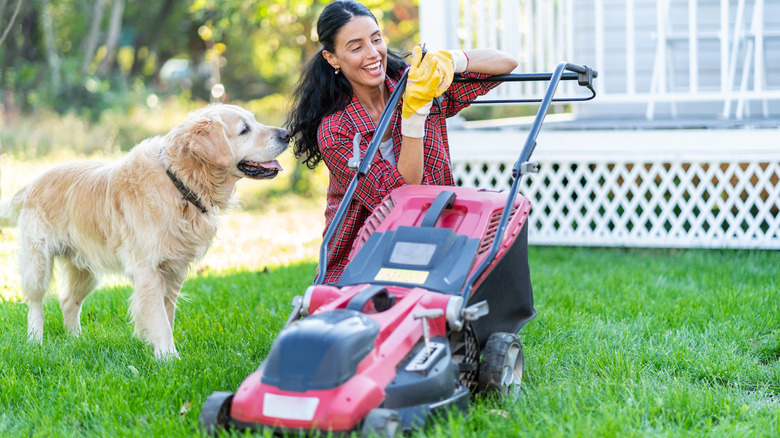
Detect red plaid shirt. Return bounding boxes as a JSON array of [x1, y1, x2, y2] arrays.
[[317, 71, 499, 284]]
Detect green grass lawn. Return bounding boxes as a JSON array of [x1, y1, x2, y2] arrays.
[[1, 152, 778, 437], [1, 236, 778, 436]]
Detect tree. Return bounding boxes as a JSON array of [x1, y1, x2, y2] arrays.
[[97, 0, 123, 76], [40, 0, 61, 91], [0, 0, 419, 115], [190, 0, 419, 100], [0, 0, 23, 48], [80, 0, 105, 75], [127, 0, 176, 77]]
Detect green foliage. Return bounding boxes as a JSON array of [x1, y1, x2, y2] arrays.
[[0, 93, 297, 156], [0, 97, 194, 157], [1, 243, 778, 436], [0, 0, 419, 118]]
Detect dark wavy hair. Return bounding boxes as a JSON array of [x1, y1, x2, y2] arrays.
[[286, 0, 407, 169]]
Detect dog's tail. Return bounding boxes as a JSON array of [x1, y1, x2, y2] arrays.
[[0, 186, 28, 228]]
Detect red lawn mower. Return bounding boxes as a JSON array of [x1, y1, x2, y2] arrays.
[[200, 61, 597, 436]]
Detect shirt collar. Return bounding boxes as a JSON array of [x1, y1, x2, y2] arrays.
[[344, 73, 402, 138]]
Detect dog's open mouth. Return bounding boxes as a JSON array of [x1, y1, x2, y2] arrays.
[[237, 160, 283, 179]]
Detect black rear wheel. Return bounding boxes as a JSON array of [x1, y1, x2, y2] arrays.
[[478, 332, 524, 396], [199, 391, 234, 435]]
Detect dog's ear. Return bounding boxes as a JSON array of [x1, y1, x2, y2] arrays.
[[189, 119, 234, 169]]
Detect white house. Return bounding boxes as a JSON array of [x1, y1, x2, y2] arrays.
[[420, 0, 780, 249]]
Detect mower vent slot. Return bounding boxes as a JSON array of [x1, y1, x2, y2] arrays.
[[355, 196, 396, 247], [477, 206, 518, 255]]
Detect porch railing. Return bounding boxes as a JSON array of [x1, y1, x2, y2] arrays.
[[419, 0, 780, 120], [420, 0, 780, 249]]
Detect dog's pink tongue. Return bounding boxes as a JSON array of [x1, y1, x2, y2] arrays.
[[259, 160, 282, 171]]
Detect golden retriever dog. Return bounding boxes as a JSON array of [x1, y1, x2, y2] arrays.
[[0, 104, 289, 359]]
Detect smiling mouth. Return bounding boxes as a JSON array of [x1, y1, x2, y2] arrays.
[[237, 160, 283, 179], [363, 61, 382, 74]]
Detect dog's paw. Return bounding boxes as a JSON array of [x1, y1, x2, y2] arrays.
[[27, 304, 45, 343], [66, 326, 81, 337], [27, 325, 44, 344], [154, 346, 180, 361], [27, 331, 43, 344]]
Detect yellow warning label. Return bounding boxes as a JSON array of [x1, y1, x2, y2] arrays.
[[375, 268, 429, 284]]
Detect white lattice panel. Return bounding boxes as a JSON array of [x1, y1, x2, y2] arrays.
[[451, 129, 780, 249]]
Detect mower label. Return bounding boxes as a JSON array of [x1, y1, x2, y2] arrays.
[[262, 393, 319, 421], [375, 268, 429, 284]]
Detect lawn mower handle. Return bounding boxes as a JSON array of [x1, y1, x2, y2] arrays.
[[456, 62, 597, 314], [314, 62, 597, 286], [448, 65, 598, 104]]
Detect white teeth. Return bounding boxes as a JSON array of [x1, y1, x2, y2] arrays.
[[364, 62, 381, 72]]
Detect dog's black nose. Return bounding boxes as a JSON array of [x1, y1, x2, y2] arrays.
[[278, 129, 291, 143]]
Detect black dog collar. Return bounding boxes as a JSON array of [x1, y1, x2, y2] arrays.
[[164, 168, 208, 213], [160, 151, 208, 213]]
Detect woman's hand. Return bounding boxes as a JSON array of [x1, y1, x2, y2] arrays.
[[401, 46, 454, 138]]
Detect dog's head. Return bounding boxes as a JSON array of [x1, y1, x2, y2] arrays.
[[165, 104, 290, 180]]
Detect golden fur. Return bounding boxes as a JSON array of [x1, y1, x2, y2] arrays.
[[0, 104, 289, 359]]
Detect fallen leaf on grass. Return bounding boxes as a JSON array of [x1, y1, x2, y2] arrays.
[[180, 402, 192, 417], [489, 409, 509, 419]]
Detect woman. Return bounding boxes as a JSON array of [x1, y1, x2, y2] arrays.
[[287, 0, 518, 284]]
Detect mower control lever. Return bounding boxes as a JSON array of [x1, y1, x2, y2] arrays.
[[348, 133, 361, 170], [461, 300, 489, 321], [414, 308, 444, 356]]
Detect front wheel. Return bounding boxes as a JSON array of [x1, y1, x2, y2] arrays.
[[199, 391, 233, 435], [478, 332, 524, 396], [361, 408, 401, 438]]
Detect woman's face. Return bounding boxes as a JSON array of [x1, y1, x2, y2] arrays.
[[323, 15, 387, 91]]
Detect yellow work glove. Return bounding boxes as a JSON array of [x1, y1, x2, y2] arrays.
[[435, 49, 468, 73], [402, 47, 445, 118], [411, 49, 468, 96], [402, 46, 456, 138]]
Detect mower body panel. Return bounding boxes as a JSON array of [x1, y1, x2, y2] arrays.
[[223, 185, 536, 434], [228, 285, 466, 433], [346, 185, 536, 346]]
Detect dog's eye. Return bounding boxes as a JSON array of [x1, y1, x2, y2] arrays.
[[239, 123, 250, 135]]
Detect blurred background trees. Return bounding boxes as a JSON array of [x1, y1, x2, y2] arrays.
[[0, 0, 418, 120]]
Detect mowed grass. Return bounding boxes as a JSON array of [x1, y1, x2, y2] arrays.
[[2, 157, 779, 437], [1, 240, 778, 436], [0, 261, 314, 437]]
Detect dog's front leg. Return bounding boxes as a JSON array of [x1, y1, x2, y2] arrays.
[[164, 295, 178, 333], [161, 268, 186, 333], [128, 268, 179, 360]]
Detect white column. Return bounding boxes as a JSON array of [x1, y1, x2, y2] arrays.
[[419, 0, 450, 49]]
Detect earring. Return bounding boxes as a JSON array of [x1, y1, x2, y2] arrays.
[[335, 68, 340, 75]]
